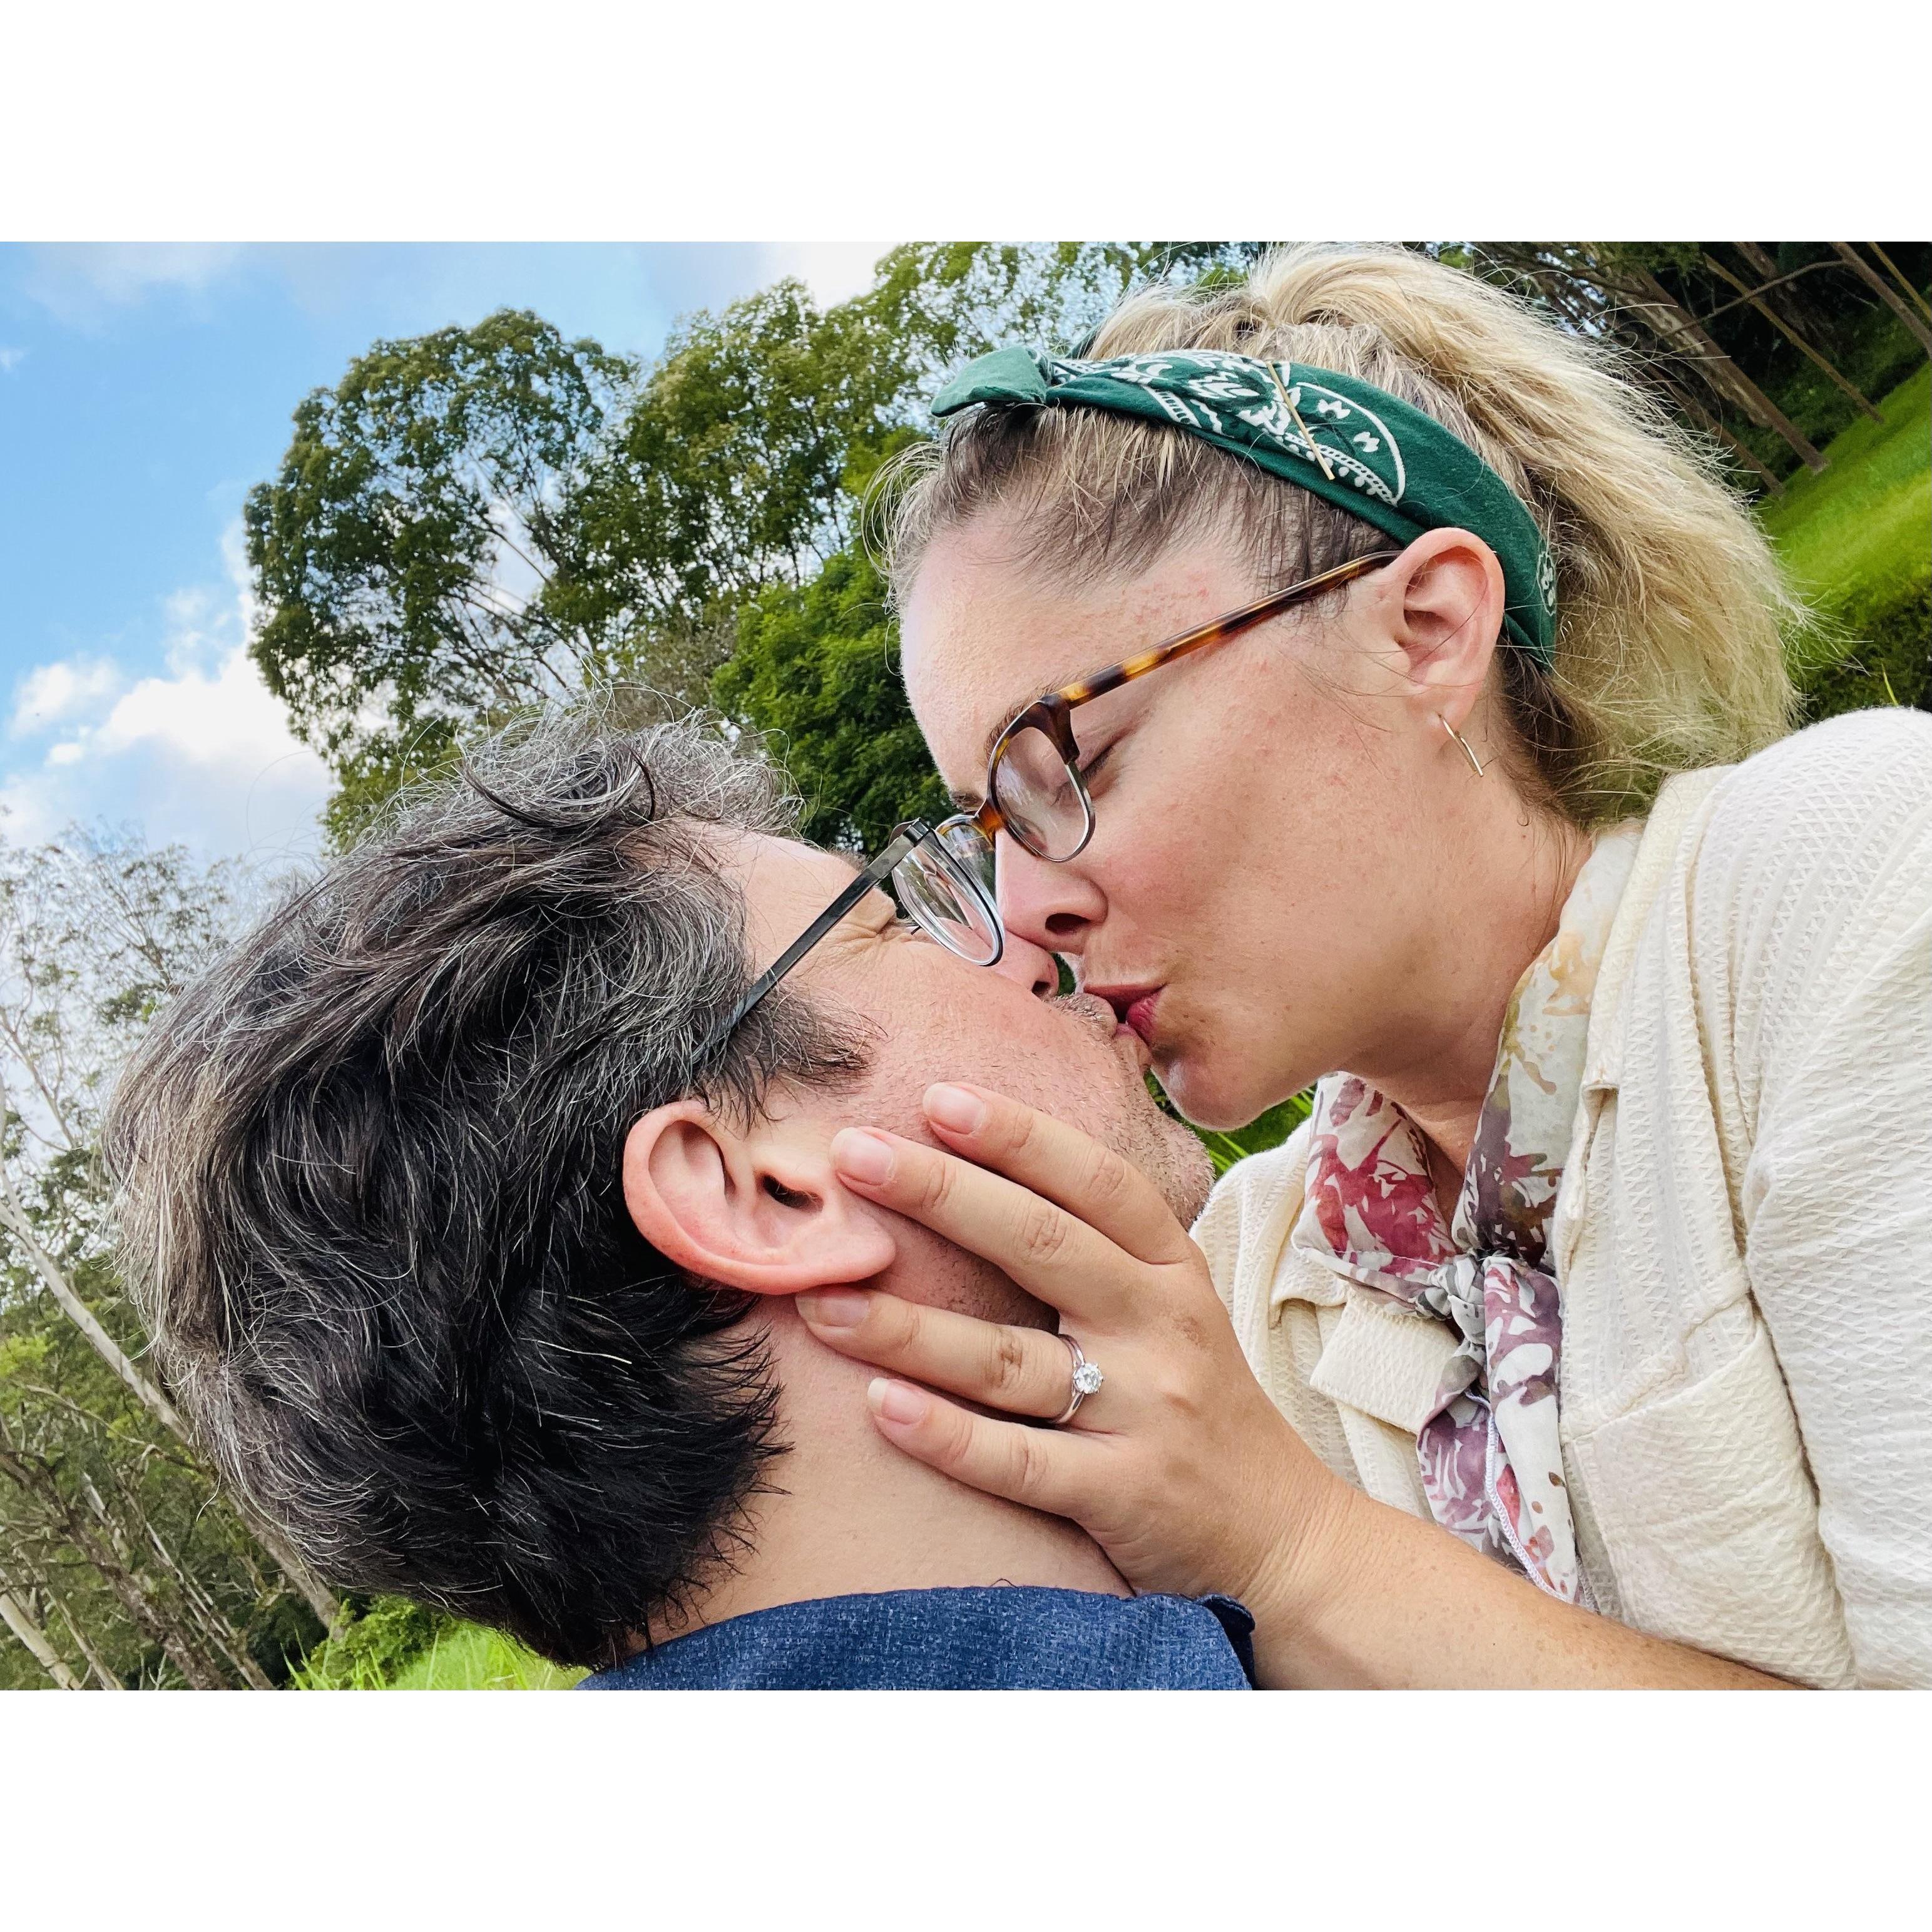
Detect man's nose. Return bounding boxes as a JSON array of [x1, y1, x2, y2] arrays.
[[994, 832, 1105, 962], [989, 926, 1061, 998]]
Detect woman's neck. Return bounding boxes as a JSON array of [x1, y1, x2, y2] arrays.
[[1362, 800, 1592, 1182]]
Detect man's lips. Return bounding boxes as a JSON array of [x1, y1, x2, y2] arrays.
[[1056, 991, 1155, 1075], [1087, 984, 1164, 1047]]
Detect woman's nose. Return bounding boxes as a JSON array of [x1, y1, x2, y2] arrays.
[[995, 832, 1105, 959]]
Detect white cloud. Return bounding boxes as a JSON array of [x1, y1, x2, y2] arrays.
[[0, 345, 24, 374], [19, 243, 246, 326], [0, 520, 329, 861], [758, 240, 901, 309], [10, 657, 122, 735]]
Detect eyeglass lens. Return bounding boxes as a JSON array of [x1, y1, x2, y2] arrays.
[[892, 826, 1001, 965], [990, 722, 1091, 861]]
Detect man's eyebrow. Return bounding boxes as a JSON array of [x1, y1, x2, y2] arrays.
[[828, 849, 895, 912]]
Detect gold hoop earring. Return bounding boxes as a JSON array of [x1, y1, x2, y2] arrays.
[[1439, 713, 1485, 778]]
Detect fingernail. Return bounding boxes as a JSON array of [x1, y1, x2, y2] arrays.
[[868, 1378, 929, 1427], [795, 1289, 869, 1329], [924, 1083, 986, 1135], [831, 1128, 894, 1185]]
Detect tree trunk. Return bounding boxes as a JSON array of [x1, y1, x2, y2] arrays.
[[6, 1546, 126, 1689], [1628, 268, 1827, 471], [238, 1513, 341, 1633], [118, 1488, 276, 1690], [1833, 243, 1932, 354], [1703, 251, 1883, 422], [0, 1585, 80, 1688], [1658, 377, 1786, 495], [69, 1518, 228, 1690], [0, 1176, 340, 1630], [42, 1582, 126, 1689], [1866, 243, 1932, 324], [0, 1178, 188, 1438], [1735, 242, 1839, 338], [0, 1444, 230, 1689]]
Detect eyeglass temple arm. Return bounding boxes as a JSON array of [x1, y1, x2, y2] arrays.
[[1070, 549, 1404, 705], [696, 828, 923, 1065]]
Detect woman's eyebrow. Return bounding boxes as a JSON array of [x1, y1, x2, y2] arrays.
[[973, 673, 1081, 772], [973, 657, 1137, 780]]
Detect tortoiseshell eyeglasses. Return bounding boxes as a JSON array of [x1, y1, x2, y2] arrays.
[[939, 547, 1402, 868], [699, 548, 1398, 1057]]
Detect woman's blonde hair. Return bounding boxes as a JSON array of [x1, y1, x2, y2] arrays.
[[879, 243, 1801, 826]]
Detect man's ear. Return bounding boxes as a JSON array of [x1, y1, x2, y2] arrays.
[[622, 1100, 899, 1296], [1371, 528, 1506, 735]]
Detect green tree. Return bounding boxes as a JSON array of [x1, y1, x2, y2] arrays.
[[713, 546, 948, 851], [0, 827, 337, 1688], [243, 310, 636, 834], [568, 277, 913, 626], [246, 244, 1260, 844]]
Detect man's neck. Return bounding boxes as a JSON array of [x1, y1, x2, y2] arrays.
[[650, 1305, 1125, 1643]]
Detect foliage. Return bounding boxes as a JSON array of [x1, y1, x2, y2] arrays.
[[567, 278, 911, 624], [1189, 1093, 1317, 1178], [290, 1595, 443, 1690], [712, 548, 949, 850], [1469, 242, 1931, 488], [1761, 362, 1931, 715], [289, 1596, 581, 1689], [1796, 578, 1931, 717], [243, 310, 636, 815], [0, 828, 330, 1690], [1762, 362, 1931, 608], [386, 1620, 581, 1690], [248, 244, 1253, 849]]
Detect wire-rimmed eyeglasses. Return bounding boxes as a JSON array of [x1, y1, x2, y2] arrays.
[[702, 549, 1399, 1055], [697, 817, 1001, 1063]]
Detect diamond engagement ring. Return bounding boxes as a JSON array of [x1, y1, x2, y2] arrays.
[[1051, 1333, 1105, 1426]]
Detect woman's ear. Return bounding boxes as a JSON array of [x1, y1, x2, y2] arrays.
[[622, 1100, 899, 1296], [1374, 528, 1506, 735]]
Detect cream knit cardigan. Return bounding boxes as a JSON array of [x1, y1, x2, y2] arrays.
[[1194, 709, 1932, 1688]]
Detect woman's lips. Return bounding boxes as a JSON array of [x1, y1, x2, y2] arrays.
[[1091, 984, 1165, 1045]]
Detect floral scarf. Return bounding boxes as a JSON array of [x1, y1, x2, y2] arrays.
[[1287, 823, 1642, 1600]]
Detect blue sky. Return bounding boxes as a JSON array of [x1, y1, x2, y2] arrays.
[[0, 242, 892, 862]]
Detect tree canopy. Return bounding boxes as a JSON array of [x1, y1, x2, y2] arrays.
[[245, 243, 1269, 844]]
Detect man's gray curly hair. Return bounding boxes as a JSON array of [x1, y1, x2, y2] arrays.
[[104, 705, 866, 1667]]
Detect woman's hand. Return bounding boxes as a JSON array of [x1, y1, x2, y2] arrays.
[[799, 1081, 1794, 1690], [795, 1080, 1351, 1628]]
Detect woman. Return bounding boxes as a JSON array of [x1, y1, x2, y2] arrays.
[[792, 244, 1932, 1688]]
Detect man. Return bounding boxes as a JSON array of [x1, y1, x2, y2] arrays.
[[105, 712, 1252, 1689]]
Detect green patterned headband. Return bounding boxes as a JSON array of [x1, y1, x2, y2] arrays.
[[930, 345, 1558, 668]]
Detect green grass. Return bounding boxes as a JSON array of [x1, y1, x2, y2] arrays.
[[290, 1595, 584, 1690], [386, 1623, 583, 1691], [1759, 361, 1929, 609]]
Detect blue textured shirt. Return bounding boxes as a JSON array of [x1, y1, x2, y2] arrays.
[[580, 1587, 1256, 1690]]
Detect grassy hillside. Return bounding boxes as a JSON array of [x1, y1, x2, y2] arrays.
[[292, 1595, 581, 1690], [1761, 362, 1929, 712], [386, 1624, 582, 1691]]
